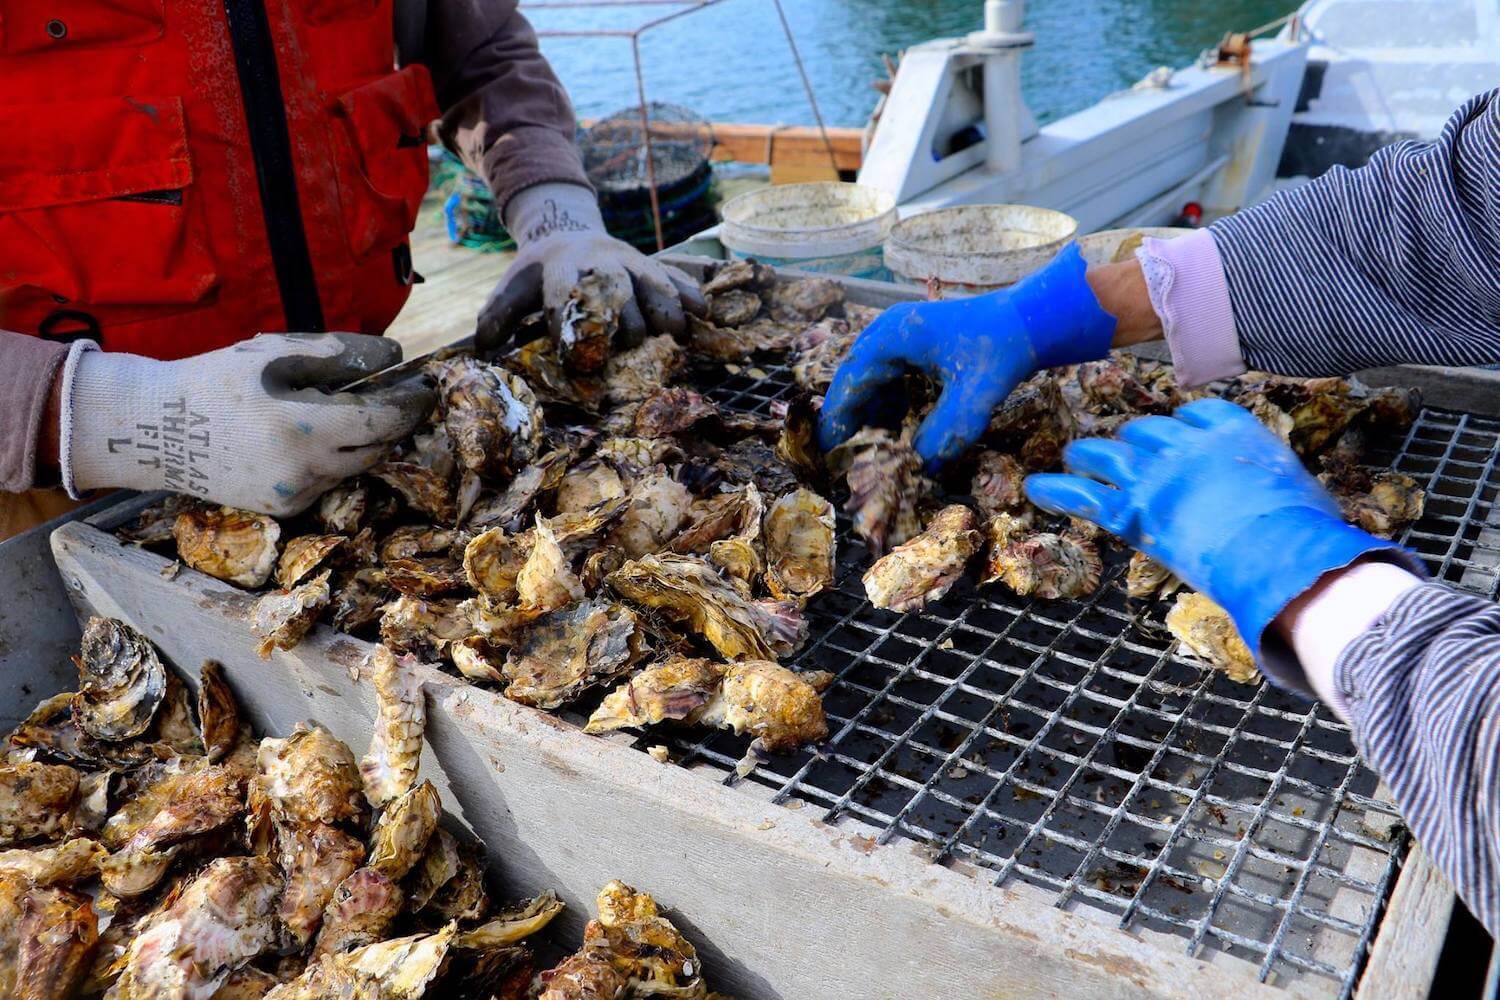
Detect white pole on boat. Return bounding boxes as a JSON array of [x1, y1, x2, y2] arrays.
[[968, 1, 1034, 175]]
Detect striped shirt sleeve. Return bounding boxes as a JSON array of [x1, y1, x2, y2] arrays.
[[1335, 582, 1500, 933], [1210, 89, 1500, 376]]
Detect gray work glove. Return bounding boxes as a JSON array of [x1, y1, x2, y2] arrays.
[[61, 334, 434, 516], [476, 182, 706, 359]]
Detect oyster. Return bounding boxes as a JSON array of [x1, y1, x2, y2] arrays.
[[609, 553, 806, 660], [590, 880, 704, 997], [359, 645, 427, 808], [708, 288, 761, 326], [6, 693, 144, 769], [701, 258, 773, 295], [373, 461, 456, 523], [1165, 591, 1260, 684], [555, 458, 628, 514], [559, 270, 628, 374], [74, 769, 114, 834], [984, 375, 1078, 470], [1320, 464, 1426, 539], [102, 757, 212, 849], [518, 518, 585, 611], [73, 616, 167, 742], [1075, 357, 1173, 415], [537, 937, 625, 1000], [467, 447, 574, 532], [101, 763, 245, 898], [198, 660, 242, 763], [970, 451, 1031, 520], [152, 671, 203, 755], [110, 857, 280, 999], [0, 837, 105, 885], [584, 657, 726, 733], [428, 356, 545, 477], [331, 569, 393, 635], [714, 438, 800, 497], [594, 435, 681, 478], [116, 494, 199, 546], [634, 386, 718, 438], [250, 569, 332, 657], [669, 485, 763, 557], [367, 780, 440, 880], [254, 723, 366, 828], [789, 317, 855, 391], [311, 867, 403, 960], [449, 635, 505, 684], [276, 534, 346, 588], [829, 427, 927, 556], [0, 761, 79, 846], [405, 827, 462, 912], [421, 836, 489, 924], [764, 488, 836, 603], [10, 882, 98, 1000], [279, 924, 456, 999], [769, 276, 841, 322], [863, 504, 981, 612], [603, 334, 684, 406], [384, 553, 467, 596], [173, 506, 281, 587], [380, 525, 459, 564], [456, 890, 564, 948], [379, 595, 471, 661], [276, 822, 366, 950], [608, 472, 695, 558], [210, 968, 283, 1000], [1125, 551, 1182, 601], [775, 393, 824, 483], [503, 335, 605, 413], [317, 481, 372, 534], [983, 514, 1103, 600], [502, 600, 645, 709]]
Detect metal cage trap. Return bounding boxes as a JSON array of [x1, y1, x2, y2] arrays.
[[588, 358, 1500, 997]]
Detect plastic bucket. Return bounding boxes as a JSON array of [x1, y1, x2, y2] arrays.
[[884, 204, 1077, 297], [1077, 227, 1193, 266], [718, 182, 897, 280]]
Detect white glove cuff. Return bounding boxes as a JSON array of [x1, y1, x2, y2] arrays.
[[504, 182, 605, 247], [58, 340, 100, 499]]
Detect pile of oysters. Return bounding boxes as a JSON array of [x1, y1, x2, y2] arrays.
[[1, 617, 729, 998], [123, 259, 1427, 719]]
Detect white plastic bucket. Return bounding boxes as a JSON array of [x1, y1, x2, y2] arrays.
[[1077, 227, 1193, 266], [718, 182, 897, 280], [884, 204, 1078, 297]]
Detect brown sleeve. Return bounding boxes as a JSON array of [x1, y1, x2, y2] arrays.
[[0, 332, 68, 493], [425, 0, 593, 215]]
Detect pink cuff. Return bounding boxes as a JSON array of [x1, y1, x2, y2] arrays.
[[1135, 229, 1245, 387]]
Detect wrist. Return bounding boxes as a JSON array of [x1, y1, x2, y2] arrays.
[[63, 347, 168, 497], [503, 182, 604, 246], [1085, 259, 1162, 347]]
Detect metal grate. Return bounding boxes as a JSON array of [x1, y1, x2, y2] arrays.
[[632, 361, 1500, 995]]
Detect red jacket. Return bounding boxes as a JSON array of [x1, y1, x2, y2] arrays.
[[0, 0, 439, 359]]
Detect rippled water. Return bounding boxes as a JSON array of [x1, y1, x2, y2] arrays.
[[529, 0, 1295, 128]]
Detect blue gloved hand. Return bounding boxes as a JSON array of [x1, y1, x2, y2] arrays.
[[1025, 398, 1425, 691], [817, 243, 1117, 472]]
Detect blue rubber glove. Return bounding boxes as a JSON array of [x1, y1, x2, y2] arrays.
[[1024, 398, 1426, 692], [817, 243, 1116, 471]]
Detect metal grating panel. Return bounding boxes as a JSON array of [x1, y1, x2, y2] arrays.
[[631, 361, 1500, 995]]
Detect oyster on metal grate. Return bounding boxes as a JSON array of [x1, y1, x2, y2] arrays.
[[1319, 463, 1427, 539], [109, 856, 280, 1000], [367, 780, 440, 881], [608, 472, 694, 559], [603, 333, 684, 406], [0, 838, 105, 886], [253, 723, 366, 828], [1075, 357, 1173, 415], [983, 513, 1102, 600], [670, 483, 766, 595], [251, 569, 333, 658], [427, 356, 545, 478], [73, 617, 167, 742], [1165, 591, 1260, 685], [789, 317, 855, 391], [608, 553, 806, 660], [764, 487, 836, 604], [359, 645, 427, 808], [594, 435, 681, 479], [769, 275, 842, 322], [583, 657, 726, 733], [317, 481, 372, 535], [275, 821, 366, 950], [984, 375, 1079, 471], [969, 451, 1031, 521], [463, 527, 530, 605], [713, 438, 801, 497], [466, 447, 574, 532], [172, 505, 281, 587], [863, 504, 981, 613], [708, 288, 762, 327], [503, 335, 605, 413], [634, 386, 718, 439], [276, 534, 346, 588], [829, 427, 927, 556], [311, 867, 403, 960], [1125, 551, 1182, 601], [776, 393, 825, 483], [502, 600, 645, 709], [373, 460, 455, 524]]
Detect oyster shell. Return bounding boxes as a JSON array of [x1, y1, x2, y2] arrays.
[[983, 514, 1103, 600], [173, 506, 281, 587], [101, 763, 245, 898], [250, 569, 332, 657], [421, 835, 490, 925], [367, 780, 440, 880], [103, 757, 211, 849], [254, 723, 366, 828], [775, 393, 824, 483], [634, 386, 718, 438], [1320, 464, 1427, 539], [405, 827, 462, 912], [701, 258, 774, 295], [537, 937, 625, 1000], [467, 447, 574, 532], [769, 276, 842, 322], [359, 645, 427, 808], [764, 488, 836, 603], [317, 481, 371, 535], [450, 636, 505, 684], [984, 376, 1078, 470], [1075, 357, 1173, 415], [829, 427, 927, 556], [276, 822, 366, 950], [6, 693, 148, 769], [0, 837, 105, 886], [373, 461, 456, 524], [555, 458, 629, 515], [863, 504, 981, 612], [592, 880, 704, 996], [379, 525, 459, 564], [603, 334, 684, 406], [152, 671, 203, 755], [456, 890, 564, 948], [609, 553, 806, 660], [384, 553, 467, 596], [518, 518, 586, 612], [1125, 551, 1182, 601], [379, 595, 471, 661], [559, 270, 628, 374], [428, 356, 545, 478], [970, 451, 1031, 520], [209, 968, 283, 1000], [73, 616, 167, 742], [0, 761, 79, 846], [503, 335, 605, 413], [198, 660, 242, 763], [708, 288, 761, 327], [311, 867, 403, 960], [699, 660, 828, 752], [584, 657, 726, 733], [1165, 591, 1260, 684], [463, 528, 527, 604], [276, 534, 346, 588], [608, 472, 694, 558], [502, 600, 645, 709], [789, 318, 855, 391], [10, 881, 98, 1000], [594, 435, 681, 479], [714, 438, 800, 497], [116, 494, 199, 546], [331, 568, 394, 635], [111, 857, 280, 998], [279, 924, 456, 999]]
